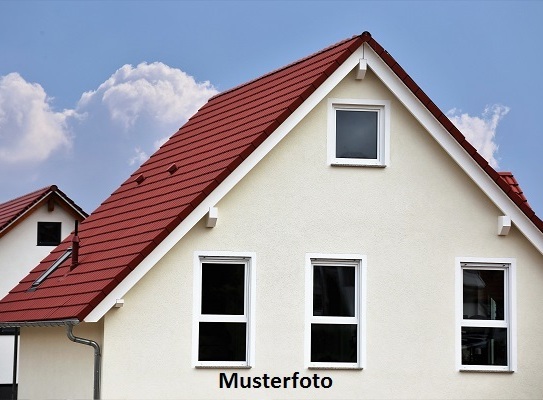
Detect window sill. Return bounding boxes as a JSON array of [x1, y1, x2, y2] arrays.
[[308, 366, 363, 370], [459, 368, 513, 373], [330, 162, 386, 168]]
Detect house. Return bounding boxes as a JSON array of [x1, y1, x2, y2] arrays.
[[1, 31, 543, 399], [0, 185, 87, 399]]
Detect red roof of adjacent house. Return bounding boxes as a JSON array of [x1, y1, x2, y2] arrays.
[[0, 185, 88, 238], [0, 32, 541, 325]]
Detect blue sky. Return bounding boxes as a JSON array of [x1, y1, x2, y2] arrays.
[[0, 1, 542, 218]]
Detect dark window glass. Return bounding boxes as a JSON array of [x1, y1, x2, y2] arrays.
[[198, 322, 246, 362], [313, 265, 355, 317], [201, 263, 245, 315], [461, 327, 507, 366], [37, 222, 61, 246], [463, 269, 504, 320], [336, 109, 378, 159], [311, 324, 357, 363]]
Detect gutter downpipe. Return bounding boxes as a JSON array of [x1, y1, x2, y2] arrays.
[[66, 325, 101, 400]]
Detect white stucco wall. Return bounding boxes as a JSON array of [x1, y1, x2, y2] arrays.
[[0, 201, 81, 385], [17, 322, 103, 399], [98, 68, 543, 399], [16, 67, 543, 399]]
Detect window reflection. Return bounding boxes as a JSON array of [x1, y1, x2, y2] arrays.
[[463, 270, 504, 320]]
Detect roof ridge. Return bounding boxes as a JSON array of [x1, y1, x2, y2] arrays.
[[0, 185, 54, 208]]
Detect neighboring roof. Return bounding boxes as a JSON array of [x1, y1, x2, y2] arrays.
[[0, 185, 88, 238], [0, 32, 541, 325]]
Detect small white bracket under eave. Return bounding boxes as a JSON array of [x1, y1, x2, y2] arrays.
[[206, 206, 218, 228], [498, 215, 511, 236], [114, 299, 124, 308], [356, 59, 367, 80]]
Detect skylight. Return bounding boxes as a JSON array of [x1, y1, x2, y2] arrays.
[[29, 248, 72, 290]]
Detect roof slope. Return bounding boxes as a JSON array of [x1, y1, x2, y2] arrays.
[[0, 34, 365, 323], [0, 32, 541, 325], [0, 185, 87, 238]]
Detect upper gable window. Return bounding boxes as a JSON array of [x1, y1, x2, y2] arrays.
[[37, 222, 61, 246], [328, 99, 390, 167]]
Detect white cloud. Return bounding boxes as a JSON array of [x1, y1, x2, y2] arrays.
[[129, 147, 149, 166], [78, 62, 217, 130], [447, 105, 510, 168], [0, 73, 73, 164]]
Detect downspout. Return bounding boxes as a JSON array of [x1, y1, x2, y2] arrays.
[[66, 325, 101, 400]]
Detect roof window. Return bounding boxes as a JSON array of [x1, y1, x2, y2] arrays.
[[29, 248, 72, 291]]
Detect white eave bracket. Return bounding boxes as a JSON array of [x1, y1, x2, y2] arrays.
[[206, 206, 218, 228], [498, 215, 511, 236], [356, 59, 367, 80]]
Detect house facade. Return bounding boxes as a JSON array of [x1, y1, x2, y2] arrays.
[[0, 186, 87, 399], [1, 33, 542, 399]]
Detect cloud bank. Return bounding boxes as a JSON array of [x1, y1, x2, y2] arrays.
[[447, 105, 510, 168], [79, 62, 217, 130], [0, 63, 218, 168], [0, 73, 73, 164]]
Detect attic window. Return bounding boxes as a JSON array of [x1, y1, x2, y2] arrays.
[[37, 222, 61, 246], [29, 248, 72, 290], [328, 99, 390, 167]]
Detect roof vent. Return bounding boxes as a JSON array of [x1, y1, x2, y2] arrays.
[[167, 163, 178, 174], [135, 174, 145, 184], [71, 220, 80, 271]]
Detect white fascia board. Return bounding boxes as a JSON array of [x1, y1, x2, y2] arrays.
[[84, 47, 365, 322], [54, 191, 88, 219], [363, 43, 543, 255]]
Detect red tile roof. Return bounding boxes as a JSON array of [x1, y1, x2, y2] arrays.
[[0, 185, 88, 238], [0, 32, 541, 325]]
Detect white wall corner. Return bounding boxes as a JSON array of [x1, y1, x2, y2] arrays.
[[206, 206, 218, 228], [356, 59, 367, 80], [498, 215, 511, 236]]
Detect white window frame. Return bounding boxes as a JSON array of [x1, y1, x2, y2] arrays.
[[327, 98, 390, 167], [305, 253, 366, 369], [192, 251, 256, 368], [455, 257, 517, 372]]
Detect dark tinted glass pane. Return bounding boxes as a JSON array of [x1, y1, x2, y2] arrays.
[[311, 324, 357, 363], [198, 322, 246, 362], [336, 110, 378, 159], [313, 265, 355, 317], [37, 222, 61, 246], [201, 263, 245, 315], [461, 327, 507, 366], [463, 269, 504, 320]]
